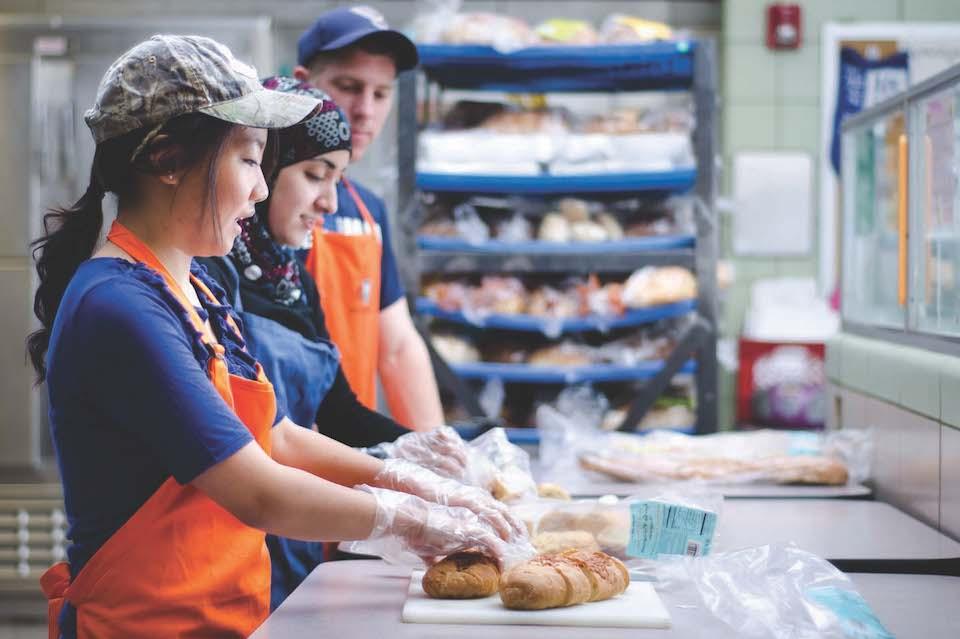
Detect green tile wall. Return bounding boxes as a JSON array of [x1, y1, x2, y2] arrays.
[[720, 0, 960, 427]]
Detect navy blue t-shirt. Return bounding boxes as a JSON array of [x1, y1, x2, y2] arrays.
[[46, 258, 281, 588], [324, 179, 404, 310]]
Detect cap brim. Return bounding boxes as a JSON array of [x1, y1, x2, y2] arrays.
[[199, 88, 320, 129], [313, 29, 419, 72]]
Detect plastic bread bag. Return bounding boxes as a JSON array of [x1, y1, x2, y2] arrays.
[[508, 489, 722, 568], [578, 429, 870, 487], [494, 212, 533, 243], [464, 427, 538, 503], [452, 202, 489, 244], [407, 0, 460, 44], [652, 544, 895, 639], [535, 385, 609, 484]]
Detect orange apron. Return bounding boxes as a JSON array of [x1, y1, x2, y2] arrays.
[[304, 178, 382, 410], [40, 221, 275, 639]]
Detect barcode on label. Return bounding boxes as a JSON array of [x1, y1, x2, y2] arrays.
[[685, 540, 701, 556]]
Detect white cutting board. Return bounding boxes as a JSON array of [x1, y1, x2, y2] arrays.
[[401, 571, 671, 628]]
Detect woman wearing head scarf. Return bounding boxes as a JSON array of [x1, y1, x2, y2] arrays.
[[198, 77, 477, 608]]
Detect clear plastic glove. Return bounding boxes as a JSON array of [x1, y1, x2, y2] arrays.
[[352, 485, 510, 567], [377, 426, 469, 480], [373, 458, 528, 543]]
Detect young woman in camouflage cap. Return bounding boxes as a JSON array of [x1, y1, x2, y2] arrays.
[[30, 36, 521, 638]]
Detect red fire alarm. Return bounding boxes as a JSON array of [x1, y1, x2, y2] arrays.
[[766, 3, 802, 50]]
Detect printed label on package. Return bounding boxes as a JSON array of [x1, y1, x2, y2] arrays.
[[626, 500, 717, 559], [805, 586, 895, 639]]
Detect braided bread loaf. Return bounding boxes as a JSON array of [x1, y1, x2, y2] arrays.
[[499, 549, 629, 610]]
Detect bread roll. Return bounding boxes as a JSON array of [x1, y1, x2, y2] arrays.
[[538, 213, 571, 242], [423, 552, 500, 599], [596, 212, 624, 240], [499, 550, 628, 610], [536, 482, 571, 500], [559, 198, 591, 223], [532, 530, 600, 555]]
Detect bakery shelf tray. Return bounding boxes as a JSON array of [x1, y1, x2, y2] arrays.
[[450, 360, 696, 383], [417, 41, 695, 92], [416, 169, 697, 196], [416, 297, 696, 333], [416, 234, 695, 254]]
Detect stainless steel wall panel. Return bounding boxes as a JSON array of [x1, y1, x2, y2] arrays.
[[941, 425, 960, 540]]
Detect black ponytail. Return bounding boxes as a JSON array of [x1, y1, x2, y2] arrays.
[[27, 170, 106, 382], [26, 112, 274, 383]]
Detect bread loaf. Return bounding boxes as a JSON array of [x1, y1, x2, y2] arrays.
[[423, 552, 501, 599], [532, 530, 600, 555], [499, 550, 629, 610]]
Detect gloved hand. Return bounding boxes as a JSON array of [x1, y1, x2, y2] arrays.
[[372, 459, 528, 543], [376, 426, 469, 480], [356, 485, 509, 567]]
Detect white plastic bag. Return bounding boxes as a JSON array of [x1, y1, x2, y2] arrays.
[[654, 544, 895, 639], [465, 427, 538, 503]]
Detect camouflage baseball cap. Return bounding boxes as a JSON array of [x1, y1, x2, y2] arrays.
[[84, 34, 320, 143]]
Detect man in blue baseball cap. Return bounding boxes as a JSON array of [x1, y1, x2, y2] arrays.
[[294, 6, 444, 433]]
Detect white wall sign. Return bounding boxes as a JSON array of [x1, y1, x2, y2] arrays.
[[733, 151, 812, 256]]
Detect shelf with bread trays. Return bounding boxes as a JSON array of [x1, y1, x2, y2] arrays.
[[449, 360, 696, 383], [397, 39, 718, 435], [415, 297, 696, 333], [416, 234, 695, 253], [415, 169, 697, 196], [416, 42, 696, 93]]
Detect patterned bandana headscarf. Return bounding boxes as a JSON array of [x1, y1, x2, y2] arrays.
[[230, 77, 351, 307]]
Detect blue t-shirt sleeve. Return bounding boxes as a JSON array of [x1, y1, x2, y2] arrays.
[[74, 279, 255, 485], [368, 195, 405, 310]]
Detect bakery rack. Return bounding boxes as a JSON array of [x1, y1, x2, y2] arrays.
[[395, 39, 718, 435]]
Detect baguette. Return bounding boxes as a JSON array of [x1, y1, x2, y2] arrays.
[[499, 550, 628, 610]]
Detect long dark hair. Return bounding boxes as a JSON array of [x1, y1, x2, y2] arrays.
[[27, 113, 276, 382]]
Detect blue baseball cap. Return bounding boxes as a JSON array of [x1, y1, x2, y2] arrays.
[[297, 6, 419, 72]]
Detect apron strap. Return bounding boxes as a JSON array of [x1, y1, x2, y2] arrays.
[[40, 561, 71, 639], [342, 178, 379, 239]]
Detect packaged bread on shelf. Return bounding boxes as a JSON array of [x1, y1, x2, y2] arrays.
[[534, 18, 599, 45], [622, 266, 697, 307], [570, 220, 608, 242], [600, 14, 673, 43], [538, 213, 572, 242], [499, 550, 629, 610], [440, 13, 536, 49], [596, 212, 625, 240], [558, 198, 591, 223], [431, 333, 480, 364], [527, 287, 580, 320], [423, 552, 501, 599], [528, 342, 593, 367]]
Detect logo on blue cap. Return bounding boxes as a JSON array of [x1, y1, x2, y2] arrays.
[[350, 6, 388, 30]]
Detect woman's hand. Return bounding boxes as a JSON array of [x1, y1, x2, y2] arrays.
[[360, 486, 508, 566], [371, 459, 528, 543], [378, 426, 469, 480]]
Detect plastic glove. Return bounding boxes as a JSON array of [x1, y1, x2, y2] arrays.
[[372, 458, 528, 543], [376, 426, 469, 480], [352, 485, 510, 567]]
